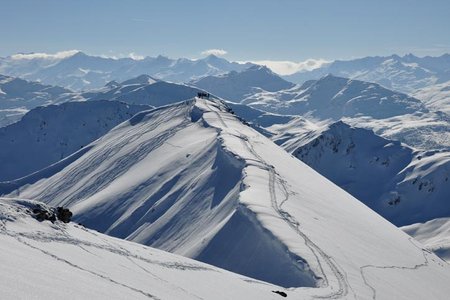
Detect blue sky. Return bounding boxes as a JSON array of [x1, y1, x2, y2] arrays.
[[2, 0, 450, 62]]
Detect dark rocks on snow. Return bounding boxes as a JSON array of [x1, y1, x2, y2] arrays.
[[272, 290, 287, 297], [32, 206, 72, 223], [56, 207, 73, 223]]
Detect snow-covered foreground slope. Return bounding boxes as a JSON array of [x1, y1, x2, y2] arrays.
[[402, 218, 450, 263], [0, 100, 150, 181], [7, 98, 450, 298], [0, 198, 292, 300], [289, 121, 450, 226]]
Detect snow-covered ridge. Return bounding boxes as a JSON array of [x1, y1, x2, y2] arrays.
[[6, 98, 450, 298], [82, 75, 208, 107]]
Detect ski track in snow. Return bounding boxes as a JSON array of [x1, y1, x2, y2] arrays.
[[0, 210, 215, 300], [238, 134, 351, 299], [359, 238, 435, 300], [204, 99, 352, 299], [0, 221, 159, 299], [202, 98, 447, 299]]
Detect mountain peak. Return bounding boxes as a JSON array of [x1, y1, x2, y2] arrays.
[[120, 74, 159, 86]]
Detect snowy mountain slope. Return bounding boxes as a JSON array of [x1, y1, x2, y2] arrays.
[[0, 100, 150, 181], [0, 51, 253, 91], [243, 74, 427, 119], [0, 74, 80, 127], [413, 80, 450, 114], [82, 75, 208, 107], [402, 218, 450, 263], [191, 65, 295, 102], [343, 111, 450, 150], [290, 121, 450, 226], [6, 98, 450, 298], [285, 53, 450, 94], [241, 74, 449, 150], [0, 198, 292, 300]]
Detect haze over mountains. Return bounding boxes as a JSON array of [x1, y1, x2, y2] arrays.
[[285, 53, 450, 94], [1, 50, 450, 299], [0, 51, 252, 91]]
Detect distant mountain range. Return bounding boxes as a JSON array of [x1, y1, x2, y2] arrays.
[[0, 51, 253, 91], [284, 53, 450, 94]]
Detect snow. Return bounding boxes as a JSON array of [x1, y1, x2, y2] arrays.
[[413, 80, 450, 114], [0, 52, 253, 91], [0, 74, 78, 127], [402, 217, 450, 263], [243, 74, 427, 119], [191, 65, 295, 102], [84, 76, 207, 107], [240, 74, 449, 150], [284, 54, 450, 94], [286, 121, 450, 226], [0, 100, 150, 181], [5, 98, 450, 298], [0, 198, 287, 300]]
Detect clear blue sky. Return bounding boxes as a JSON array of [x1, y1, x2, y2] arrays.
[[1, 0, 450, 61]]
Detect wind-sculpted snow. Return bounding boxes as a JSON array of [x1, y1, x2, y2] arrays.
[[8, 98, 450, 298]]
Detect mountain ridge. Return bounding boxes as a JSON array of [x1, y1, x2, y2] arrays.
[[5, 97, 450, 298]]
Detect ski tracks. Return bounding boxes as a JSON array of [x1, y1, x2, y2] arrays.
[[200, 99, 351, 299], [359, 238, 433, 300], [237, 132, 350, 299]]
